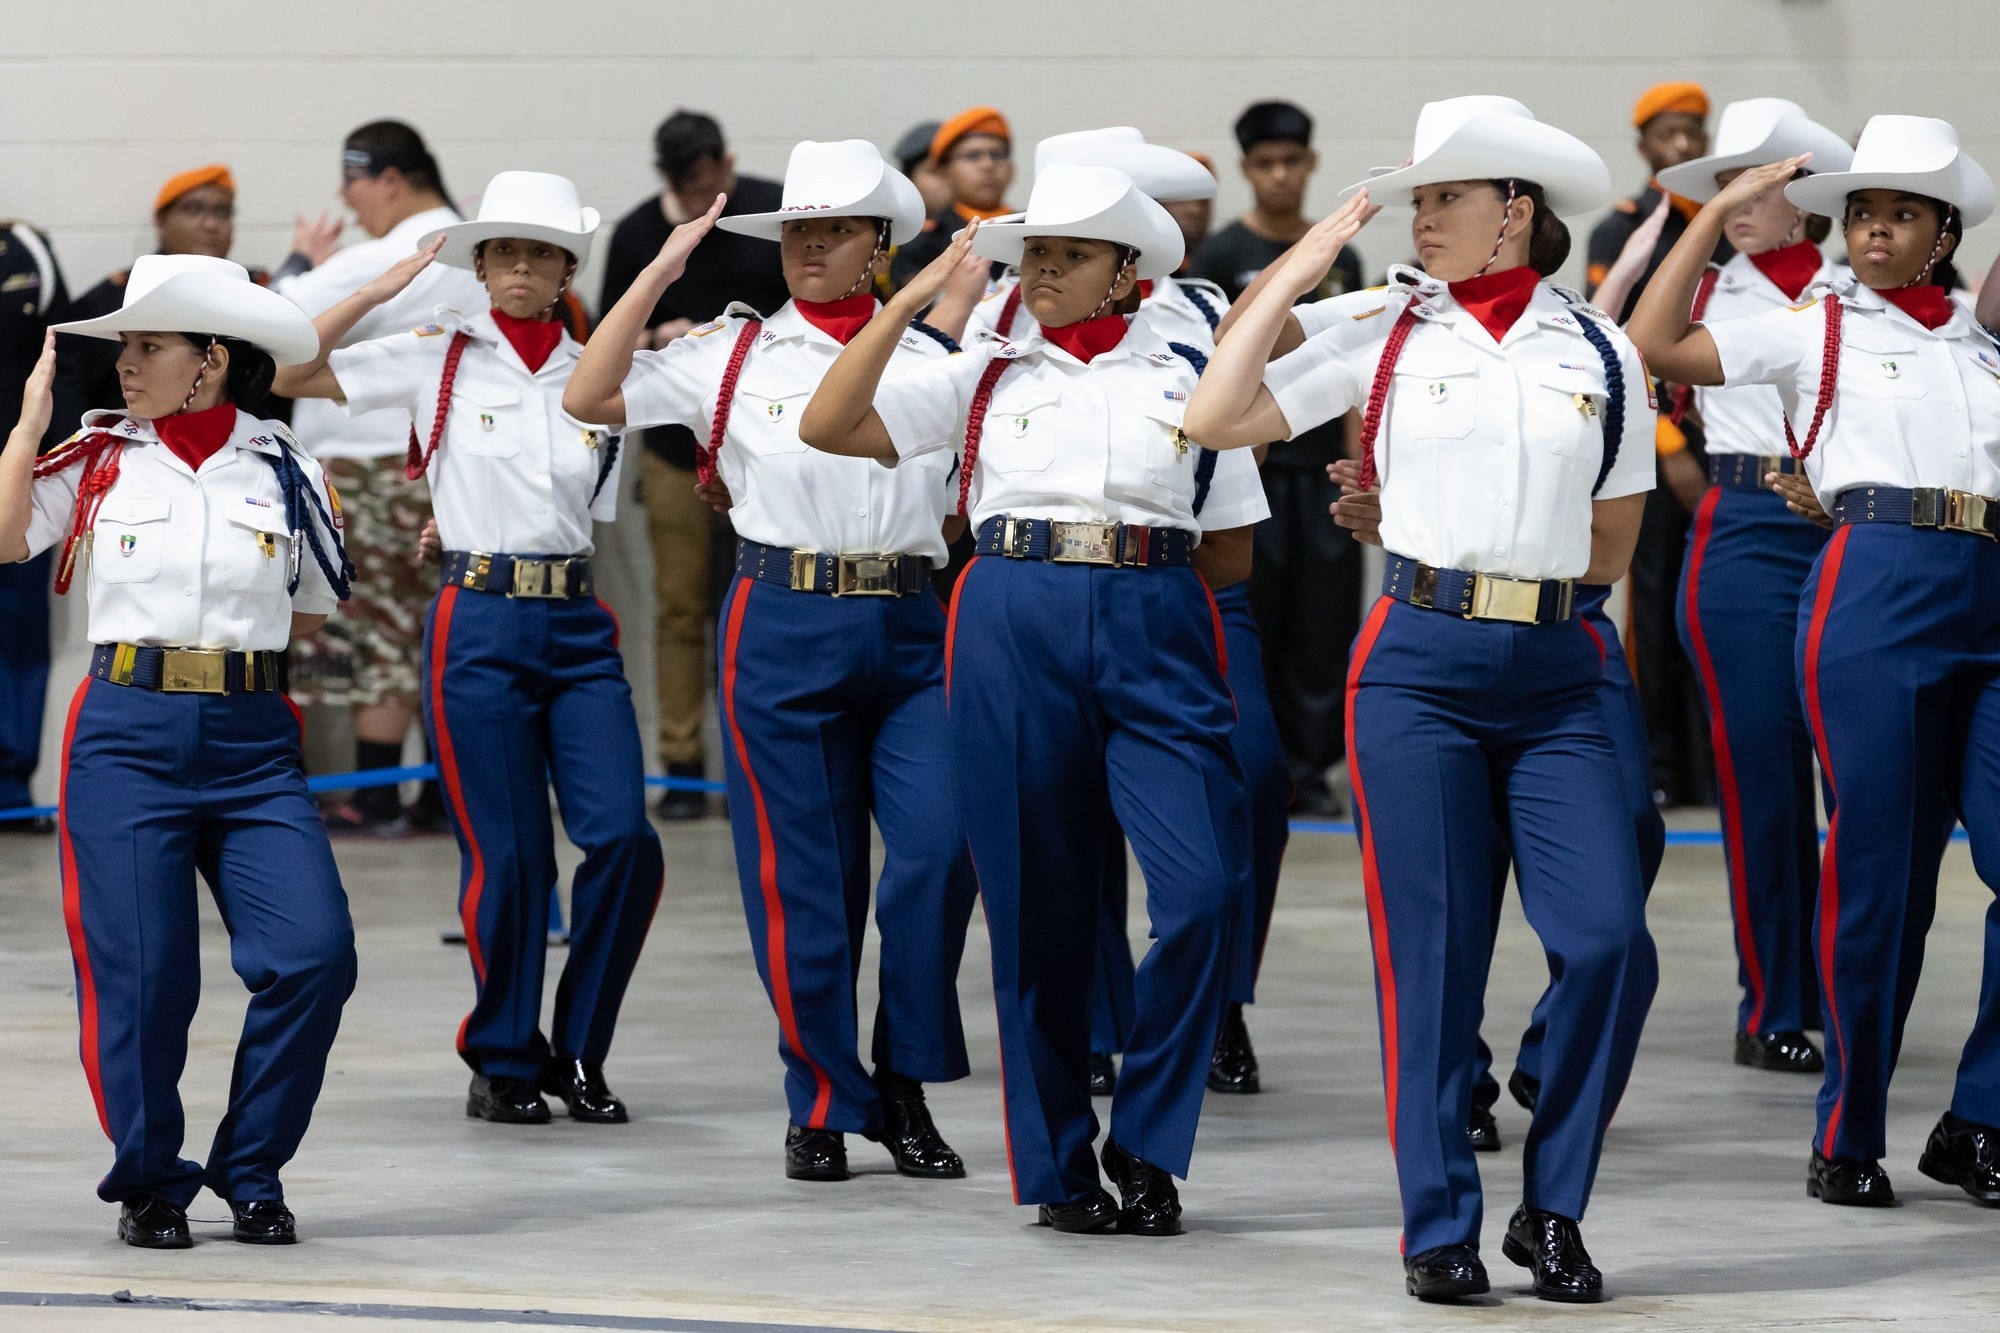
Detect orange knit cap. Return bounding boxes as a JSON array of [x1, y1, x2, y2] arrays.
[[930, 107, 1011, 163], [1185, 150, 1219, 179], [155, 164, 235, 213], [1633, 82, 1709, 129]]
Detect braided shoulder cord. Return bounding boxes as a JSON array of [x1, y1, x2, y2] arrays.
[[1784, 293, 1843, 461], [958, 357, 1014, 517], [405, 330, 473, 480], [588, 431, 621, 505], [1566, 307, 1628, 496], [700, 320, 763, 487], [1167, 341, 1220, 516], [1667, 267, 1722, 427], [909, 320, 961, 354], [996, 282, 1026, 340], [266, 439, 355, 600], [1355, 305, 1425, 491], [1181, 284, 1222, 334], [34, 431, 124, 594]]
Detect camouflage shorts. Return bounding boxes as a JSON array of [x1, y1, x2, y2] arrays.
[[287, 454, 434, 708]]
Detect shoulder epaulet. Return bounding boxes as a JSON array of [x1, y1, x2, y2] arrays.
[[270, 421, 306, 453], [1552, 287, 1614, 324]]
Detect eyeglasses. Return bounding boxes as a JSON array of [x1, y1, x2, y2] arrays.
[[947, 147, 1011, 167], [165, 200, 234, 222]]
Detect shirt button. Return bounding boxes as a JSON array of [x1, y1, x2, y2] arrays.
[[184, 587, 194, 597], [856, 507, 867, 516], [1493, 546, 1505, 556], [1498, 496, 1511, 506]]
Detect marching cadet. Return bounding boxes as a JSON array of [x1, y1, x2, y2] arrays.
[[564, 141, 977, 1184], [271, 172, 666, 1128], [1, 257, 359, 1247], [1651, 100, 1855, 1074], [1632, 115, 2000, 1212], [800, 164, 1267, 1237], [1187, 98, 1659, 1302]]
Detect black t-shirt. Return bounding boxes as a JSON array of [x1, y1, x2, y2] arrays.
[[1586, 185, 1732, 323], [1190, 220, 1366, 467], [600, 176, 789, 468]]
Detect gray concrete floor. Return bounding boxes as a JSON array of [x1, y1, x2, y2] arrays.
[[2, 811, 1997, 1332]]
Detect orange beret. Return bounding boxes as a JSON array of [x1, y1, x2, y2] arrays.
[[155, 165, 234, 213], [1185, 150, 1219, 179], [930, 107, 1010, 163], [1633, 82, 1709, 129]]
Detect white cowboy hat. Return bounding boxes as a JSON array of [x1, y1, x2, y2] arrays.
[[971, 165, 1186, 281], [53, 254, 318, 365], [1036, 127, 1216, 203], [1785, 114, 1994, 228], [1339, 96, 1612, 218], [1656, 99, 1855, 203], [421, 171, 602, 270], [718, 140, 927, 246]]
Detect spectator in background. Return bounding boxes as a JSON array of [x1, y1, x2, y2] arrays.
[[0, 218, 82, 833], [599, 110, 788, 819], [1191, 101, 1363, 817], [1165, 151, 1217, 270], [889, 107, 1015, 286], [892, 121, 953, 217], [1587, 82, 1724, 319], [275, 120, 487, 836]]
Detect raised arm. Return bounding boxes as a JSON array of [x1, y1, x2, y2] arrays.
[[800, 223, 982, 464], [270, 235, 447, 401], [1212, 240, 1306, 355], [1185, 190, 1376, 449], [1627, 154, 1811, 387], [565, 193, 726, 427], [0, 332, 56, 562], [920, 242, 995, 344]]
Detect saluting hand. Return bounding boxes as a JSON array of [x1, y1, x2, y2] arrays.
[[1275, 190, 1380, 303], [893, 220, 983, 314], [10, 330, 58, 450], [648, 193, 729, 287], [358, 235, 447, 308], [1327, 457, 1384, 546], [1707, 154, 1814, 216], [293, 210, 344, 267]]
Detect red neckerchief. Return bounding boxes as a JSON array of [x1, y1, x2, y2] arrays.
[[1747, 239, 1822, 302], [1040, 312, 1130, 364], [153, 401, 237, 471], [793, 293, 877, 346], [1876, 284, 1954, 331], [1447, 265, 1539, 343], [490, 307, 564, 373]]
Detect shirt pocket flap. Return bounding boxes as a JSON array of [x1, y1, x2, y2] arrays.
[[225, 498, 290, 534], [1390, 345, 1480, 384], [1143, 399, 1188, 430], [1841, 324, 1916, 356], [737, 378, 816, 406], [992, 381, 1063, 417], [96, 493, 171, 525], [459, 382, 521, 408]]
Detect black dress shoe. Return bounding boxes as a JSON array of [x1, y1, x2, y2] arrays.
[[1507, 1069, 1540, 1112], [117, 1195, 191, 1249], [466, 1073, 553, 1124], [1036, 1185, 1120, 1234], [1405, 1243, 1489, 1302], [655, 762, 709, 821], [1501, 1205, 1603, 1303], [1100, 1138, 1182, 1236], [539, 1055, 628, 1123], [1807, 1150, 1896, 1206], [785, 1123, 850, 1181], [1089, 1052, 1117, 1097], [870, 1069, 965, 1178], [1735, 1029, 1824, 1073], [1918, 1112, 2000, 1206], [229, 1199, 297, 1245], [1468, 1104, 1501, 1153], [1207, 1002, 1261, 1095]]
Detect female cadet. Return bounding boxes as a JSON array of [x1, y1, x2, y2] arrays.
[[563, 141, 977, 1184], [271, 172, 666, 1127], [800, 164, 1268, 1237], [1631, 115, 2000, 1211], [0, 257, 358, 1247], [1649, 100, 1855, 1074], [1187, 98, 1659, 1302]]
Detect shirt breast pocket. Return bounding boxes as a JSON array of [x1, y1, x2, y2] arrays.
[[1391, 352, 1478, 441], [453, 383, 523, 457], [980, 385, 1061, 474], [732, 381, 813, 456], [93, 492, 170, 584], [223, 500, 292, 596], [1139, 402, 1197, 499], [1533, 365, 1610, 460], [1841, 330, 1927, 402]]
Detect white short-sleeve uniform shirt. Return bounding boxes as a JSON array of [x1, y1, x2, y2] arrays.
[[616, 300, 957, 562], [872, 306, 1269, 536], [1274, 268, 1656, 580], [1693, 250, 1846, 456], [24, 410, 340, 650], [329, 310, 620, 557], [1707, 273, 2000, 508]]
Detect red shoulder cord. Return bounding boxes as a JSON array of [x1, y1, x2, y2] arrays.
[[700, 320, 763, 487], [404, 330, 474, 480], [996, 282, 1026, 340], [34, 431, 125, 594], [1784, 293, 1843, 461], [958, 358, 1013, 516], [1667, 268, 1722, 427], [1355, 305, 1425, 491]]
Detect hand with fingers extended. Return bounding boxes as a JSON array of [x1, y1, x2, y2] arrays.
[[1768, 470, 1833, 529], [647, 193, 728, 287], [358, 235, 446, 308], [9, 330, 58, 450], [292, 210, 344, 267], [1708, 154, 1814, 217], [891, 220, 984, 316], [1327, 458, 1383, 546], [1275, 190, 1380, 304]]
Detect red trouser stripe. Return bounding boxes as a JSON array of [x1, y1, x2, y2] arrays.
[[1683, 487, 1769, 1029], [1345, 597, 1400, 1152], [429, 588, 489, 1064], [57, 677, 109, 1138], [1802, 525, 1851, 1153], [721, 578, 835, 1126], [944, 557, 980, 701]]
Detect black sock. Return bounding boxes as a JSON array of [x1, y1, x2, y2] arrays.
[[355, 740, 404, 821]]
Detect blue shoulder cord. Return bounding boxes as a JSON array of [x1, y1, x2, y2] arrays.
[[1566, 305, 1626, 496], [909, 320, 962, 354], [1167, 341, 1219, 516], [1181, 285, 1222, 334], [265, 438, 355, 600], [589, 431, 621, 505]]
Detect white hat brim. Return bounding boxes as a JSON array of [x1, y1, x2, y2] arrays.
[[971, 220, 1181, 281], [53, 272, 319, 364], [1656, 122, 1857, 204], [1785, 165, 1995, 228], [421, 213, 601, 271], [1338, 117, 1611, 218]]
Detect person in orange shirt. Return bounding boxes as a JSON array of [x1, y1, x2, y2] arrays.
[[1585, 83, 1724, 320], [889, 106, 1015, 287]]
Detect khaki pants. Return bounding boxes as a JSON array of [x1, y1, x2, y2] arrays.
[[642, 451, 712, 767]]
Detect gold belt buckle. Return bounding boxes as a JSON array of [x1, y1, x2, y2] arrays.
[[510, 558, 569, 598], [1048, 521, 1117, 565], [1409, 564, 1440, 610], [1944, 489, 1996, 538], [160, 649, 228, 694], [789, 550, 819, 592], [462, 552, 493, 590], [1468, 573, 1544, 624], [836, 555, 898, 596]]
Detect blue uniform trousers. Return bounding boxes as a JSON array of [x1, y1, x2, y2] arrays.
[[1680, 485, 1829, 1034], [59, 677, 355, 1206], [423, 586, 664, 1082], [1088, 579, 1292, 1054], [717, 577, 976, 1135], [1799, 524, 2000, 1160], [1348, 595, 1657, 1254], [0, 550, 52, 809], [948, 557, 1248, 1204]]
